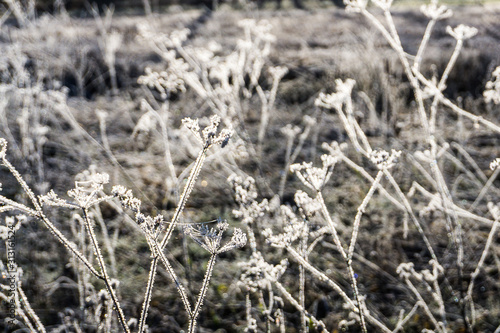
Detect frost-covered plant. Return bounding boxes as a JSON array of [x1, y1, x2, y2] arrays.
[[137, 18, 292, 189]]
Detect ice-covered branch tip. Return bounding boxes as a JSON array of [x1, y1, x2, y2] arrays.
[[182, 115, 233, 148], [183, 220, 247, 255], [369, 149, 401, 170], [315, 79, 356, 110], [420, 0, 452, 20], [238, 252, 288, 292], [138, 67, 186, 99], [446, 24, 478, 41]]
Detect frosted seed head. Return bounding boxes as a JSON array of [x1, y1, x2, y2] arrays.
[[295, 190, 321, 217], [487, 202, 500, 220], [344, 0, 368, 12], [280, 124, 301, 139], [0, 138, 7, 158], [420, 2, 452, 20], [182, 117, 202, 142], [369, 149, 401, 169], [446, 24, 478, 41], [238, 252, 288, 292], [372, 0, 393, 11], [484, 66, 500, 104], [490, 158, 500, 171]]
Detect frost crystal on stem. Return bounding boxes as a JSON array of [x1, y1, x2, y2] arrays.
[[183, 219, 246, 255]]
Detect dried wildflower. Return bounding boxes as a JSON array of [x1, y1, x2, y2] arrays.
[[294, 190, 321, 218], [138, 67, 186, 99], [183, 115, 233, 148], [112, 185, 141, 212], [396, 262, 422, 280], [290, 154, 338, 191], [322, 141, 348, 158], [268, 66, 288, 81], [238, 252, 288, 292], [39, 190, 76, 209], [369, 149, 401, 170], [136, 213, 165, 238], [263, 205, 308, 248], [184, 219, 246, 254], [490, 158, 500, 171], [421, 260, 443, 283], [0, 138, 7, 159], [487, 202, 500, 220], [238, 19, 257, 30], [372, 0, 393, 11], [420, 0, 452, 20], [1, 215, 25, 240], [315, 79, 356, 110], [446, 24, 478, 41], [484, 66, 500, 104]]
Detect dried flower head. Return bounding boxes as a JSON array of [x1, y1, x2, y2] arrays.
[[484, 66, 500, 104], [369, 149, 401, 169], [315, 79, 356, 110], [112, 185, 142, 212], [183, 115, 233, 148], [238, 251, 288, 292], [344, 0, 368, 13], [290, 154, 338, 191], [397, 262, 422, 280], [294, 190, 321, 218], [420, 0, 452, 20], [228, 175, 269, 226], [184, 219, 246, 254], [446, 24, 478, 41], [136, 213, 164, 238], [280, 124, 301, 139]]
